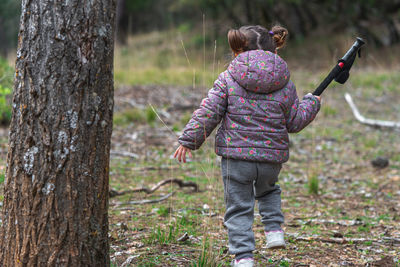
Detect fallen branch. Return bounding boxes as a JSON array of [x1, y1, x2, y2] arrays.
[[110, 178, 199, 198], [110, 150, 139, 159], [382, 237, 400, 244], [344, 93, 400, 128], [115, 192, 175, 208], [301, 218, 366, 226], [120, 255, 140, 267], [286, 233, 400, 245], [130, 165, 180, 172]]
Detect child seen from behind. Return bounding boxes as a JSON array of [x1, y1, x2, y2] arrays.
[[174, 25, 321, 267]]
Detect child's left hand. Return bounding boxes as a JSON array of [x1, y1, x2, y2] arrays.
[[174, 145, 193, 163]]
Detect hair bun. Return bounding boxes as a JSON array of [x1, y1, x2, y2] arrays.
[[228, 29, 247, 53], [271, 26, 288, 49]]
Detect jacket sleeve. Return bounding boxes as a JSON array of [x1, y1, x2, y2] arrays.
[[178, 73, 228, 150], [285, 82, 321, 133]]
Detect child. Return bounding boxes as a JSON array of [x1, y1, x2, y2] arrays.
[[174, 25, 321, 267]]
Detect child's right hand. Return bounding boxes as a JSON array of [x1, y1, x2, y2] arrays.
[[307, 93, 321, 102], [174, 145, 193, 163]]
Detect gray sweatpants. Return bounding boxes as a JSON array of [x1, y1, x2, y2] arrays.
[[221, 157, 284, 255]]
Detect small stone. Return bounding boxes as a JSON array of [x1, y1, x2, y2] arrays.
[[333, 231, 343, 238], [371, 156, 389, 168]]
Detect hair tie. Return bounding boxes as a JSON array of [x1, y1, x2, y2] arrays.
[[268, 31, 274, 36]]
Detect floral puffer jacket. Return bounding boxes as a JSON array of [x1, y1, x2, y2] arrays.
[[178, 50, 320, 163]]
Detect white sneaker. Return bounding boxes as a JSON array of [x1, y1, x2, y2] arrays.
[[265, 230, 286, 249], [231, 258, 254, 267]]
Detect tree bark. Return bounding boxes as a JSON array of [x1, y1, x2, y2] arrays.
[[0, 0, 116, 266]]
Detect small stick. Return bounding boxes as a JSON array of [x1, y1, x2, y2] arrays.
[[286, 233, 400, 245], [109, 178, 199, 198], [115, 192, 175, 207], [110, 150, 139, 159]]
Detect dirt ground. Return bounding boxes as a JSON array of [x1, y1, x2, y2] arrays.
[[107, 70, 400, 267]]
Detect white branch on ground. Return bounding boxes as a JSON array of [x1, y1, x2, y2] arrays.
[[344, 93, 400, 128]]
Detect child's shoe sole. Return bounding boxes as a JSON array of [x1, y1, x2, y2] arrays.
[[266, 241, 286, 249]]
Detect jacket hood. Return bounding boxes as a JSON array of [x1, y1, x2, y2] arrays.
[[227, 50, 290, 94]]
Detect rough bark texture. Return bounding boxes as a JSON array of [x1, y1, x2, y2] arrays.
[[0, 0, 116, 266]]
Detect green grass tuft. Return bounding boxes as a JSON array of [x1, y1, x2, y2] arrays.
[[156, 205, 171, 217], [146, 105, 157, 124], [307, 174, 319, 195], [190, 239, 223, 267], [147, 224, 179, 245]]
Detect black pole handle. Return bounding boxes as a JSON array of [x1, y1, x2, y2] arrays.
[[312, 37, 365, 96], [313, 64, 342, 96]]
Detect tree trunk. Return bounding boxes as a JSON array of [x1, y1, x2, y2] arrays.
[[0, 17, 7, 57], [221, 0, 244, 27], [0, 0, 116, 266], [384, 17, 400, 45], [116, 0, 127, 45]]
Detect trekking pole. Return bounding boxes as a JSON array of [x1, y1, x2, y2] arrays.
[[313, 37, 365, 96]]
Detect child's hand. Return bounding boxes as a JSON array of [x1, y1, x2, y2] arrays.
[[174, 145, 193, 163], [307, 93, 321, 102]]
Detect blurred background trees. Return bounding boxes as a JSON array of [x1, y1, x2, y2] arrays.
[[0, 0, 21, 56], [116, 0, 400, 46], [2, 0, 400, 54], [1, 0, 399, 118]]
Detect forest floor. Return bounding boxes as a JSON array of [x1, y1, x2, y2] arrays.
[[0, 29, 399, 267], [107, 70, 400, 266]]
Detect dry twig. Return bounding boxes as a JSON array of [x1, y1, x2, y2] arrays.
[[110, 150, 139, 159], [109, 178, 199, 198], [115, 192, 175, 208], [286, 233, 400, 245]]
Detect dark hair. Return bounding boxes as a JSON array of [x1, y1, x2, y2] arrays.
[[228, 25, 288, 54]]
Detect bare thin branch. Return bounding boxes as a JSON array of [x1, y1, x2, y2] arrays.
[[115, 192, 175, 207], [286, 233, 400, 245], [109, 178, 199, 198]]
